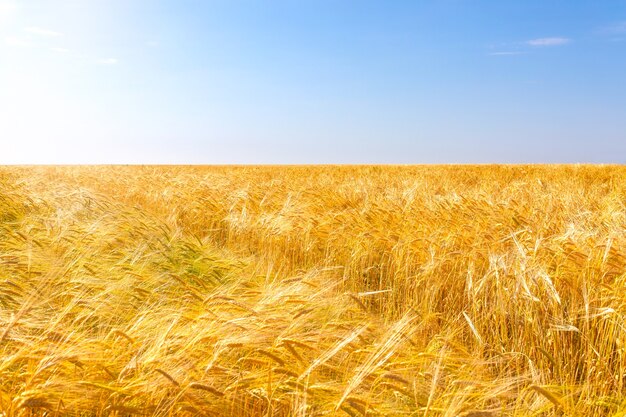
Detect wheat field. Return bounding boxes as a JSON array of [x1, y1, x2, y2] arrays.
[[0, 165, 625, 416]]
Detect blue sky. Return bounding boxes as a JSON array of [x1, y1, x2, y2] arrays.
[[1, 0, 625, 163]]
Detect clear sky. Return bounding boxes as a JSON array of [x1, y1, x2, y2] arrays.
[[1, 1, 625, 164]]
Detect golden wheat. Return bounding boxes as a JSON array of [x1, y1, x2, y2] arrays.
[[0, 165, 624, 416]]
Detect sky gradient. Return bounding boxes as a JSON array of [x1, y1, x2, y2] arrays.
[[1, 0, 625, 164]]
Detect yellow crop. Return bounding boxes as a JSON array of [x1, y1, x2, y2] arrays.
[[0, 165, 625, 416]]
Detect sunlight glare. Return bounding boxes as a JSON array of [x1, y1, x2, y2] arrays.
[[0, 0, 16, 23]]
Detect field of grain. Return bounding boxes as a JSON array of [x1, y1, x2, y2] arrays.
[[1, 165, 625, 416]]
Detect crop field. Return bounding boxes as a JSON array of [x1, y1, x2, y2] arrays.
[[0, 165, 625, 417]]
